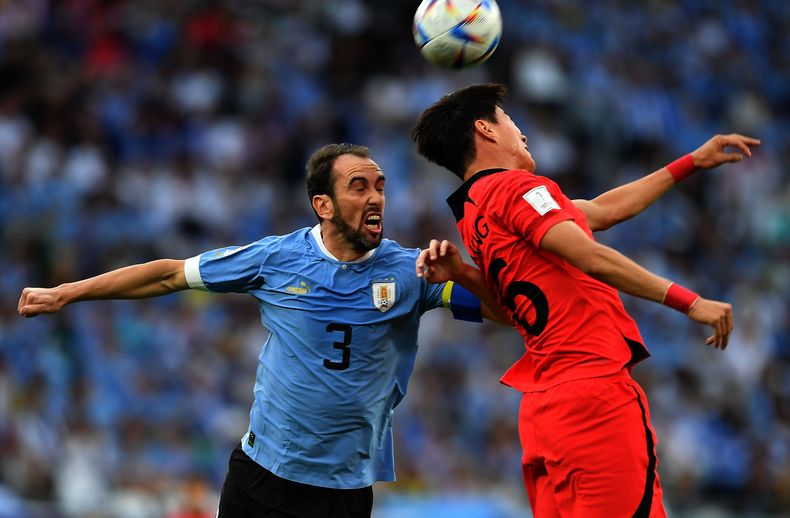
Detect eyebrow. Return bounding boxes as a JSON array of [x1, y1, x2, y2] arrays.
[[348, 174, 386, 185]]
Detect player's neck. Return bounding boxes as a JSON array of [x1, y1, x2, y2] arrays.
[[463, 158, 529, 181], [464, 147, 530, 181], [318, 224, 366, 262]]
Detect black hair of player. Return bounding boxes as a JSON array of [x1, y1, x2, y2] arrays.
[[411, 83, 507, 180]]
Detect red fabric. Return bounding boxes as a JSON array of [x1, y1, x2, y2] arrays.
[[666, 154, 697, 182], [452, 170, 648, 391], [662, 282, 699, 313], [519, 372, 666, 517]]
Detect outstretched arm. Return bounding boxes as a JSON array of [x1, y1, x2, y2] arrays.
[[18, 259, 188, 317], [416, 239, 510, 325], [574, 134, 760, 231], [541, 221, 733, 348]]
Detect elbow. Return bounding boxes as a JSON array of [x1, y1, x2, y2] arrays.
[[589, 202, 638, 232], [594, 210, 629, 232], [156, 259, 187, 292]]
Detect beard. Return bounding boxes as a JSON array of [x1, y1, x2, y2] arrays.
[[332, 206, 383, 253]]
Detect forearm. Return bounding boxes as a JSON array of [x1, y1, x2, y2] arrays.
[[577, 245, 670, 303], [58, 259, 188, 306], [451, 263, 510, 324], [588, 168, 675, 229]]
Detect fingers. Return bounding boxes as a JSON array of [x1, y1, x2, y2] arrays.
[[440, 239, 449, 257], [729, 133, 761, 148], [19, 305, 44, 318], [723, 308, 733, 350], [720, 134, 761, 157], [18, 288, 33, 315], [415, 249, 429, 277], [715, 316, 727, 349], [17, 288, 44, 317], [429, 239, 440, 261], [707, 305, 733, 350], [732, 138, 752, 158], [417, 239, 453, 278]]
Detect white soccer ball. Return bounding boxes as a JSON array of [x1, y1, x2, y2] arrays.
[[413, 0, 503, 69]]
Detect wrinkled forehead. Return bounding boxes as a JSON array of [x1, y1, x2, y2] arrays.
[[333, 154, 384, 182]]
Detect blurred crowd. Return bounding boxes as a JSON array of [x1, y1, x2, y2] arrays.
[[0, 0, 787, 516]]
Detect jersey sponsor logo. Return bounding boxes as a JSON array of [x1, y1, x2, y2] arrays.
[[372, 282, 396, 312], [286, 281, 310, 295], [522, 185, 560, 216]]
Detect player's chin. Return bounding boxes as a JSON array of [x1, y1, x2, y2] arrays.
[[362, 231, 383, 250], [366, 233, 383, 248]]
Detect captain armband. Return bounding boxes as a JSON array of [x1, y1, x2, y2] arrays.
[[442, 281, 483, 322]]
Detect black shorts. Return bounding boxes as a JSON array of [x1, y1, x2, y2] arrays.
[[217, 445, 374, 518]]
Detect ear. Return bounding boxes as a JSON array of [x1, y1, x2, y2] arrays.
[[474, 118, 497, 143], [312, 194, 334, 221]]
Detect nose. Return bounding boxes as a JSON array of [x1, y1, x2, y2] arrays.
[[521, 135, 528, 144], [369, 188, 384, 207]]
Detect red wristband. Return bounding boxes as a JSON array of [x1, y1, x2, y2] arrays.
[[662, 283, 700, 314], [666, 154, 697, 182]]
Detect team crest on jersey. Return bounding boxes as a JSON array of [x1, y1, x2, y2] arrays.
[[372, 282, 396, 312]]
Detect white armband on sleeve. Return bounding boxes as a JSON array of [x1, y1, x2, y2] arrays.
[[184, 256, 207, 290]]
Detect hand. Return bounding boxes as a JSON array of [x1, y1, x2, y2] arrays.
[[18, 287, 65, 317], [416, 239, 465, 284], [686, 297, 734, 350], [691, 133, 761, 170]]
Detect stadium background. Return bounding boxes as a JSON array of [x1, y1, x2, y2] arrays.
[[0, 0, 787, 516]]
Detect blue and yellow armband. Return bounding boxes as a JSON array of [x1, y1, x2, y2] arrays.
[[442, 281, 482, 322]]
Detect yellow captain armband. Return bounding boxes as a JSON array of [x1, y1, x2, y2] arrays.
[[442, 281, 483, 322]]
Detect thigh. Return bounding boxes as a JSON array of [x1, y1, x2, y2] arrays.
[[218, 445, 373, 518], [520, 394, 561, 518], [218, 446, 280, 518], [522, 462, 562, 518], [217, 450, 270, 517], [539, 376, 666, 518]]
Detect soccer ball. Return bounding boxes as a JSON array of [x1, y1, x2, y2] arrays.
[[413, 0, 502, 69]]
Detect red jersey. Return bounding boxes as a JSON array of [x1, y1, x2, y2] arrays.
[[447, 169, 649, 391]]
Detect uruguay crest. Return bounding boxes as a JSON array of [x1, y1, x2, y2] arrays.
[[372, 282, 396, 312]]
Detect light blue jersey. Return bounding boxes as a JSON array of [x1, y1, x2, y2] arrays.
[[184, 226, 454, 489]]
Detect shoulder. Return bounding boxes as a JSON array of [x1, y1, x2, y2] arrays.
[[264, 227, 311, 250], [373, 239, 419, 263], [489, 171, 565, 207], [370, 240, 424, 279], [480, 169, 554, 193], [211, 228, 310, 262]]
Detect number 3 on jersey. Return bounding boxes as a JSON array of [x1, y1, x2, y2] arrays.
[[489, 258, 549, 336], [324, 323, 352, 370]]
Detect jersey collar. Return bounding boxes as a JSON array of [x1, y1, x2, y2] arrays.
[[446, 168, 508, 222], [309, 225, 378, 263]]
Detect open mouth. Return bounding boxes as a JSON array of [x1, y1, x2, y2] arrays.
[[364, 213, 382, 233]]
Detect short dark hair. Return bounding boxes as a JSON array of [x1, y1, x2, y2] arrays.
[[411, 83, 507, 179], [305, 143, 370, 219]]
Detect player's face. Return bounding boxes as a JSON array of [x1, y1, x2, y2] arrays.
[[330, 154, 386, 252], [495, 107, 535, 172]]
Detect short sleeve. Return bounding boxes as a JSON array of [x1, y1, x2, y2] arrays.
[[184, 241, 267, 293], [492, 172, 574, 248], [420, 279, 446, 314]]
